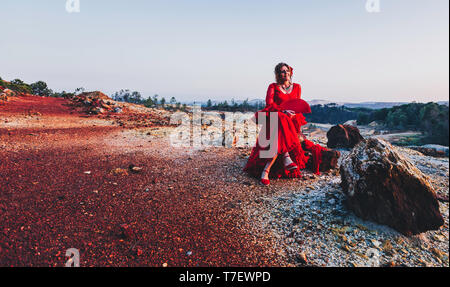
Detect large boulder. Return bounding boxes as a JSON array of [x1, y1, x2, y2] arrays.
[[340, 137, 444, 236], [78, 91, 111, 101], [327, 124, 364, 149], [72, 91, 117, 114]]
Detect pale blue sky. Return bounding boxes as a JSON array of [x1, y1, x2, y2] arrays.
[[1, 0, 448, 103]]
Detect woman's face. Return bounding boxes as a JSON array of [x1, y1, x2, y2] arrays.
[[279, 66, 291, 82]]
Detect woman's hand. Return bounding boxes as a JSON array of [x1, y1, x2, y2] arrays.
[[282, 110, 296, 117]]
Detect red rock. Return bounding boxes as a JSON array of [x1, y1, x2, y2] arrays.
[[327, 124, 364, 149]]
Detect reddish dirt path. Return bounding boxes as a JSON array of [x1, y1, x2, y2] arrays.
[[0, 97, 280, 267], [0, 95, 77, 115]]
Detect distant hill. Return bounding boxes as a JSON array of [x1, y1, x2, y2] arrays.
[[342, 102, 409, 109], [311, 100, 449, 109], [187, 99, 449, 110]]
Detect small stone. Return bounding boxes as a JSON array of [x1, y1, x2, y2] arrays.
[[383, 261, 396, 267], [111, 168, 129, 176], [382, 240, 393, 254], [370, 239, 381, 248], [297, 253, 308, 264], [129, 164, 143, 173], [355, 252, 368, 259], [430, 248, 443, 260], [400, 248, 409, 255], [292, 218, 301, 225], [432, 234, 445, 242], [356, 224, 368, 231], [341, 245, 351, 252]]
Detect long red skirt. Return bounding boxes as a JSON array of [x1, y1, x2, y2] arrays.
[[243, 109, 327, 179]]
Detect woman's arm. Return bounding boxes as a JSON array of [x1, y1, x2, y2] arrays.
[[265, 84, 280, 111], [296, 83, 302, 99]]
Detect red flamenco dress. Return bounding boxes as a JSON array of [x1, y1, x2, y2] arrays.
[[243, 83, 328, 179]]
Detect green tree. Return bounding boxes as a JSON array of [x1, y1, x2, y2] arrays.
[[6, 79, 31, 93], [129, 91, 142, 104], [152, 94, 159, 106], [144, 97, 154, 108], [31, 81, 52, 97], [11, 79, 25, 85], [357, 112, 369, 125], [242, 98, 249, 110]]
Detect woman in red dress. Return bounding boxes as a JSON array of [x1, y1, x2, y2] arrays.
[[244, 63, 331, 185]]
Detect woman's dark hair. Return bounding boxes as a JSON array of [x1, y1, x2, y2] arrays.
[[274, 62, 293, 84]]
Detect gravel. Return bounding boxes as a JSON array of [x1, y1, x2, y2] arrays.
[[242, 145, 449, 267]]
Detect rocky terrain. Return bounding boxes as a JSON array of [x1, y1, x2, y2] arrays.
[[0, 93, 448, 267], [243, 127, 449, 267]]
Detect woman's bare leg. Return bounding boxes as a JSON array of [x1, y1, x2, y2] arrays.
[[283, 152, 298, 171], [261, 154, 278, 180], [282, 152, 294, 166]]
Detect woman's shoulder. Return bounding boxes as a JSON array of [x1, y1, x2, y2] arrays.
[[268, 83, 300, 90], [269, 82, 300, 87]]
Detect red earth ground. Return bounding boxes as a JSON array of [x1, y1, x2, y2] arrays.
[[0, 95, 282, 267]]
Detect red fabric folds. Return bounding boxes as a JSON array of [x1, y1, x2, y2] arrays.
[[243, 83, 329, 179]]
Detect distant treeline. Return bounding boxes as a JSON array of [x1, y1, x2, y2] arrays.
[[0, 77, 73, 98], [305, 103, 360, 124], [357, 103, 449, 146], [203, 99, 265, 112], [202, 100, 360, 121], [305, 102, 448, 146], [111, 89, 187, 111], [204, 100, 449, 146], [2, 77, 447, 145], [0, 77, 188, 111]]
